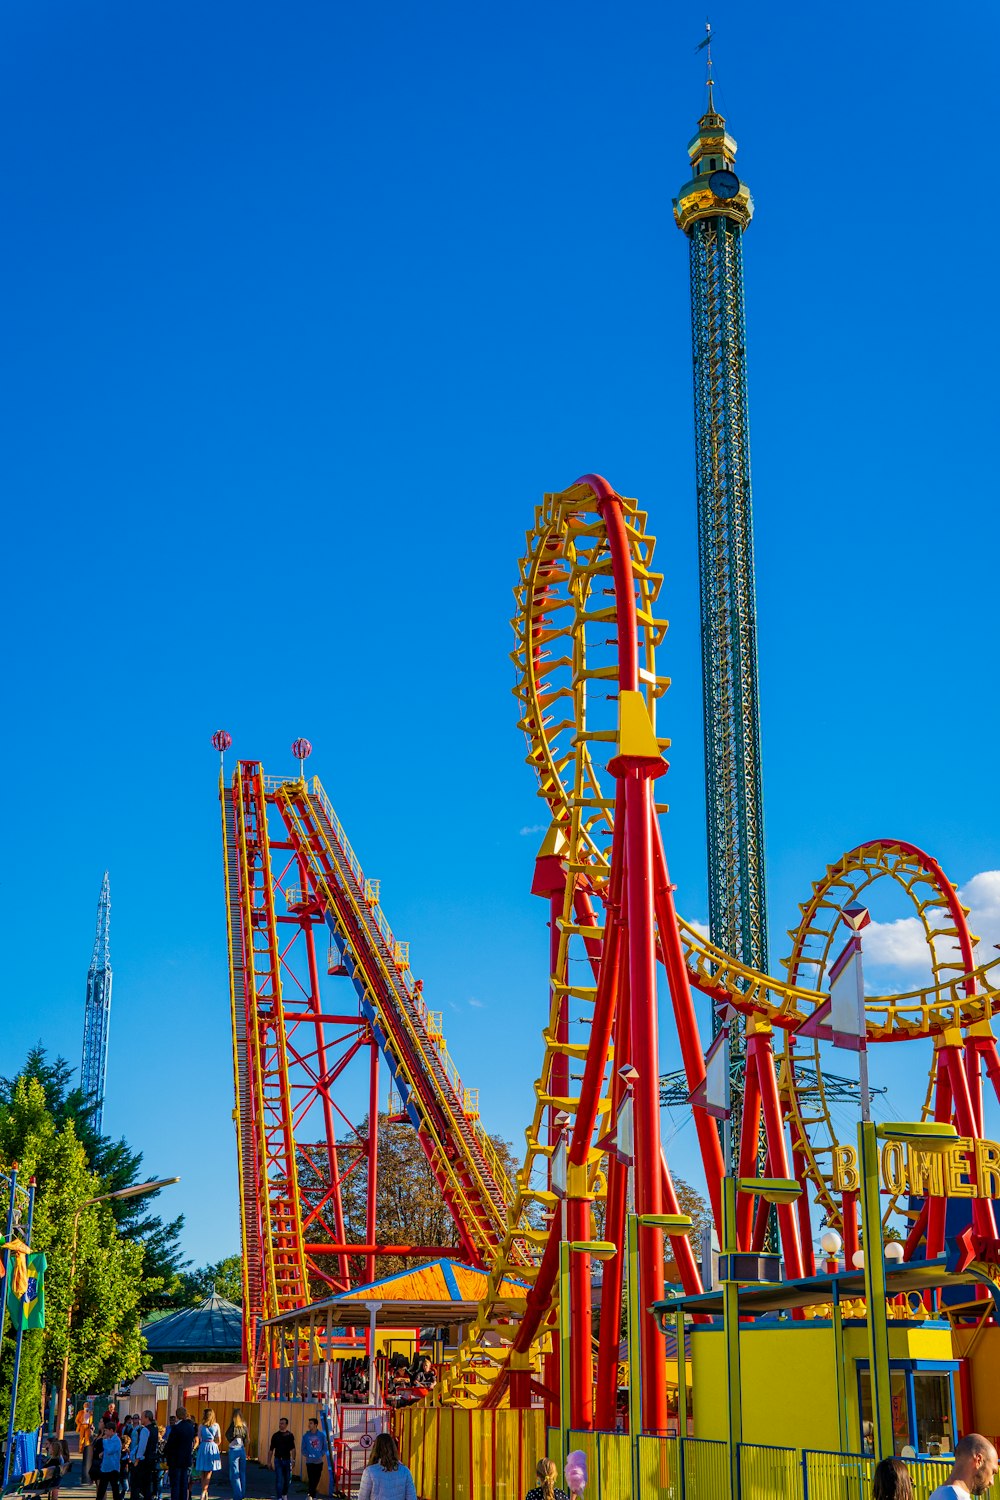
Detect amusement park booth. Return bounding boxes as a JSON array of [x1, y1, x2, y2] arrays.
[[261, 1258, 529, 1401], [651, 1254, 1000, 1460]]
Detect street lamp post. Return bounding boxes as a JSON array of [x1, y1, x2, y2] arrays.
[[558, 1240, 616, 1476], [55, 1177, 180, 1439]]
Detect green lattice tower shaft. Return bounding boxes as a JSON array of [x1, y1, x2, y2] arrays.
[[675, 87, 770, 1196], [690, 211, 767, 977]]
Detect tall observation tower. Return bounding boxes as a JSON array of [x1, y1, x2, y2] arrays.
[[81, 872, 113, 1132], [674, 42, 768, 981]]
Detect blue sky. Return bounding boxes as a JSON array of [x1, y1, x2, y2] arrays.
[[3, 0, 999, 1267]]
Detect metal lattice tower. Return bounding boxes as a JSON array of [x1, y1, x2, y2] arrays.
[[674, 62, 768, 985], [80, 872, 113, 1132]]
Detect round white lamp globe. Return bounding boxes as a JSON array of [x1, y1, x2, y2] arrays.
[[851, 1250, 865, 1269], [884, 1241, 905, 1263], [819, 1229, 843, 1256]]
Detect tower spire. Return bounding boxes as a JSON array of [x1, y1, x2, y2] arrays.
[[673, 49, 769, 1193], [702, 20, 716, 113], [81, 873, 113, 1133]]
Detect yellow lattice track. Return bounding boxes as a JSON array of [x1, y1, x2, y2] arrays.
[[442, 481, 1000, 1406], [779, 841, 997, 1231]]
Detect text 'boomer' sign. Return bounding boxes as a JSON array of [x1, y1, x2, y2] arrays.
[[832, 1138, 1000, 1198]]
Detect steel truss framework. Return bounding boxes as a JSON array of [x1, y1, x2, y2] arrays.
[[690, 213, 766, 980], [81, 871, 113, 1134], [221, 764, 518, 1389]]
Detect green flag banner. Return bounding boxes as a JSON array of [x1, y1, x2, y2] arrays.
[[7, 1252, 46, 1330]]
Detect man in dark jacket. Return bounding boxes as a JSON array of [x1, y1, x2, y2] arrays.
[[164, 1408, 196, 1500], [131, 1411, 159, 1500]]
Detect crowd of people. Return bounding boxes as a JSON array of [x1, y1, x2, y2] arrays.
[[24, 1390, 996, 1500], [41, 1404, 255, 1500]]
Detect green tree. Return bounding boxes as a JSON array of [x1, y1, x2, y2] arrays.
[[0, 1047, 186, 1303], [0, 1077, 160, 1429], [167, 1254, 243, 1307], [296, 1113, 521, 1289]]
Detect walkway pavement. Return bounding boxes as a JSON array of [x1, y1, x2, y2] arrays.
[[58, 1454, 313, 1500]]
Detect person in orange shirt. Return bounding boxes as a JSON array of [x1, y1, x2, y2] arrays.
[[75, 1406, 94, 1479]]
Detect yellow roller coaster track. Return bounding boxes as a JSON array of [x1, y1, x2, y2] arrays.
[[442, 480, 1000, 1406]]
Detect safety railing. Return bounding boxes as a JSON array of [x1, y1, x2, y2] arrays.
[[547, 1431, 638, 1500], [741, 1442, 802, 1500], [802, 1449, 872, 1500], [801, 1450, 950, 1500], [684, 1437, 729, 1496], [635, 1434, 681, 1495]]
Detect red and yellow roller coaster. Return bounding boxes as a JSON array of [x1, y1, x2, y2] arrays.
[[219, 475, 1000, 1425]]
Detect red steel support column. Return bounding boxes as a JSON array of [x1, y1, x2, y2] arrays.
[[651, 830, 725, 1230], [625, 765, 667, 1435], [302, 901, 351, 1290], [940, 1044, 997, 1239], [659, 1153, 704, 1293], [753, 1031, 805, 1280], [927, 1058, 954, 1259], [736, 1053, 763, 1251], [366, 1036, 380, 1285], [842, 1192, 859, 1267], [791, 1148, 816, 1277], [983, 1037, 1000, 1106], [549, 892, 569, 1145]]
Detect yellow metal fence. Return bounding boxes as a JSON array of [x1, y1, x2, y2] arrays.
[[396, 1414, 953, 1500], [395, 1406, 544, 1500], [802, 1448, 949, 1500]]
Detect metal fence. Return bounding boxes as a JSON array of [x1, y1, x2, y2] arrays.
[[684, 1437, 729, 1496], [396, 1415, 954, 1500], [801, 1449, 950, 1500], [741, 1442, 802, 1500]]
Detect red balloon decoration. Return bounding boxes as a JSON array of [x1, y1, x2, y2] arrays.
[[212, 730, 233, 753], [291, 738, 313, 762]]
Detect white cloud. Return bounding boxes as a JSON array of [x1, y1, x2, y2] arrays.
[[860, 869, 1000, 985], [468, 997, 486, 1009], [860, 916, 929, 971], [519, 824, 546, 836]]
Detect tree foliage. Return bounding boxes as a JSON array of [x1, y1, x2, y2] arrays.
[[0, 1075, 161, 1429], [296, 1112, 521, 1289], [167, 1254, 243, 1307], [0, 1047, 186, 1301]]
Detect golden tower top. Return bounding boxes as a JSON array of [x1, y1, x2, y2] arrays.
[[673, 26, 754, 235]]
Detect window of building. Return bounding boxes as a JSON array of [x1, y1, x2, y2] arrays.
[[857, 1363, 957, 1457], [913, 1372, 955, 1456]]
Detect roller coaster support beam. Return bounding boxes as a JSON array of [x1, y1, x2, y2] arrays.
[[622, 757, 668, 1435], [563, 823, 625, 1430], [652, 827, 725, 1230], [751, 1025, 805, 1278], [367, 1038, 380, 1285], [300, 884, 351, 1291]]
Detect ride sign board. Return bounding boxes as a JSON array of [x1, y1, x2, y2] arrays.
[[831, 1136, 1000, 1198]]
